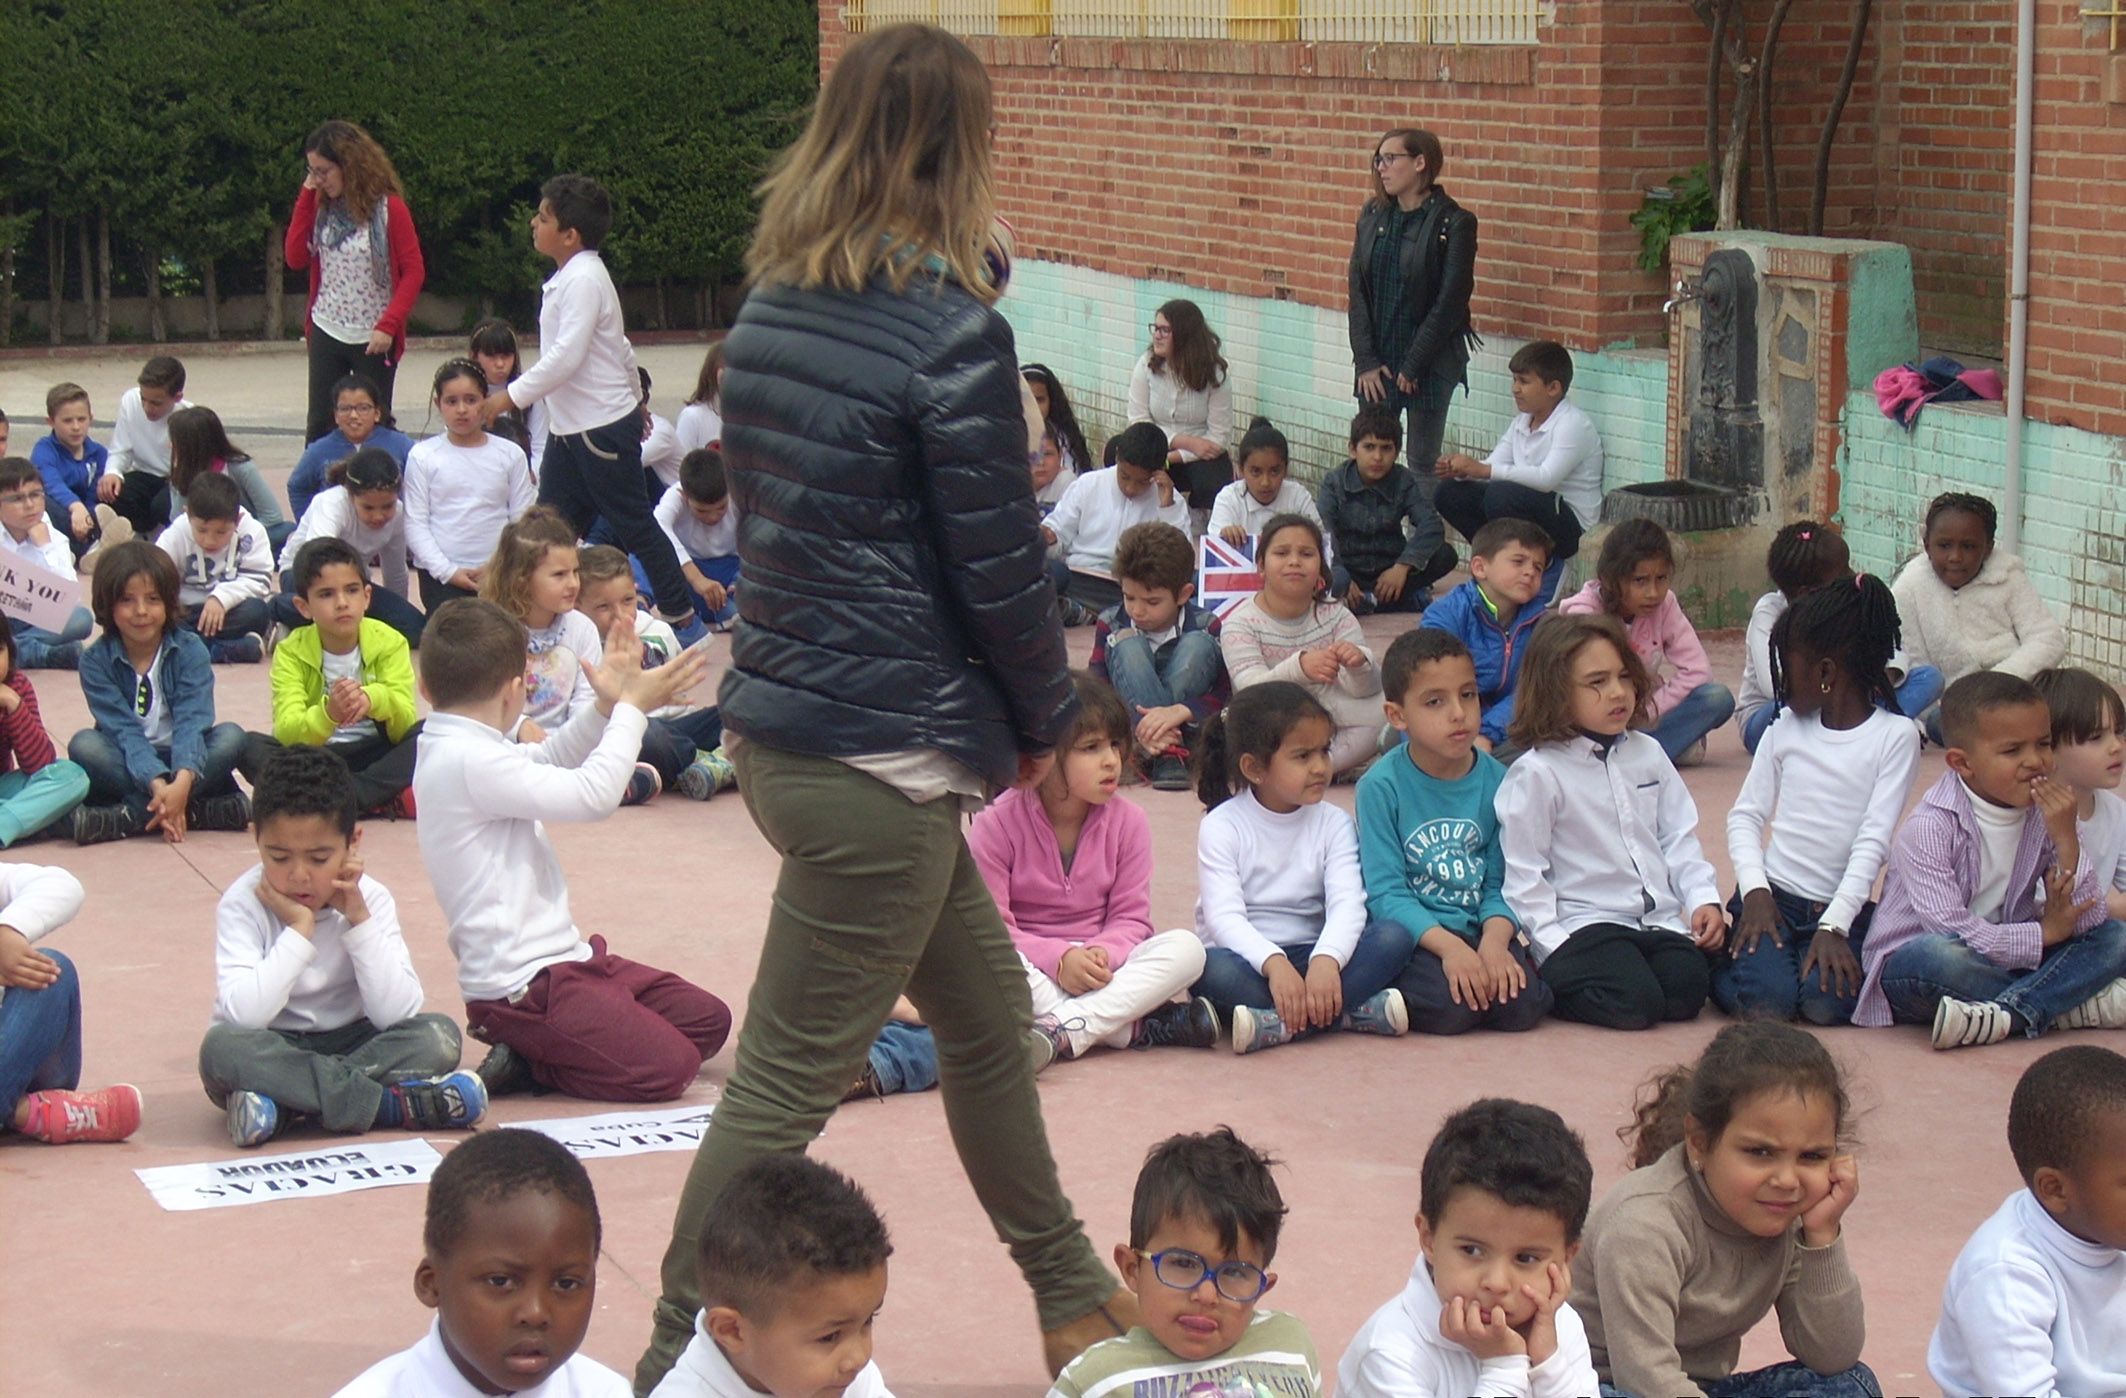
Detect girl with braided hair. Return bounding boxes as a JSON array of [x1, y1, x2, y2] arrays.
[[1892, 492, 2065, 743], [1718, 573, 1922, 1023]]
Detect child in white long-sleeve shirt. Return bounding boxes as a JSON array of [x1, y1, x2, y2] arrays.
[[412, 598, 729, 1102], [576, 545, 730, 800], [1218, 513, 1382, 776], [1042, 422, 1189, 615], [1930, 1044, 2126, 1397], [1338, 1098, 1599, 1398], [0, 455, 92, 669], [404, 357, 535, 613], [105, 354, 186, 533], [156, 471, 274, 664], [653, 449, 740, 629], [0, 861, 141, 1144], [1496, 613, 1726, 1031], [198, 746, 480, 1148], [1192, 680, 1415, 1053], [274, 446, 423, 646], [1208, 418, 1328, 556]]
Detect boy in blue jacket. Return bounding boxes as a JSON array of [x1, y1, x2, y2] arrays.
[[1419, 517, 1552, 755], [1357, 629, 1552, 1035], [31, 383, 112, 562]]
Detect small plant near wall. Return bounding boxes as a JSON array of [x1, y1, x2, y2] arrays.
[[1632, 166, 1717, 273]]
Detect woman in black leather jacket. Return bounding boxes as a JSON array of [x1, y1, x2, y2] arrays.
[[637, 24, 1133, 1392]]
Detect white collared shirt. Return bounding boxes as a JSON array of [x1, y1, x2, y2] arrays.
[[1496, 732, 1722, 961], [332, 1318, 631, 1398], [1, 523, 74, 576], [413, 704, 647, 1002], [509, 251, 642, 435], [0, 862, 84, 1015], [1483, 399, 1605, 530], [650, 1314, 895, 1398], [1337, 1257, 1599, 1398]]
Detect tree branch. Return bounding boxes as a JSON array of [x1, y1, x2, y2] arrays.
[[1813, 0, 1877, 235]]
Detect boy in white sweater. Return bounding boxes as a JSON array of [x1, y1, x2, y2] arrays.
[[1930, 1044, 2126, 1396], [1042, 421, 1190, 615], [199, 745, 479, 1148], [1338, 1098, 1600, 1398], [157, 471, 274, 664], [413, 598, 730, 1102], [105, 354, 185, 533], [0, 455, 92, 669]]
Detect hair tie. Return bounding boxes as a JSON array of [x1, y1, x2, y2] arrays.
[[1798, 529, 1813, 540]]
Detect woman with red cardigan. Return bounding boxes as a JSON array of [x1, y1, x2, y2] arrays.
[[285, 121, 426, 445]]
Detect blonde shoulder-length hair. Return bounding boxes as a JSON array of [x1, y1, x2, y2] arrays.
[[746, 24, 1000, 302]]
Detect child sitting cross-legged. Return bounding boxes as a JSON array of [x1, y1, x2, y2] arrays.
[[1043, 421, 1189, 619], [1360, 630, 1553, 1036], [1050, 1127, 1320, 1397], [1418, 516, 1554, 756], [576, 545, 732, 802], [67, 540, 251, 845], [1088, 521, 1228, 792], [652, 1154, 898, 1398], [1316, 405, 1459, 615], [0, 455, 92, 669], [1193, 681, 1415, 1053], [2032, 666, 2126, 921], [0, 622, 90, 847], [1856, 670, 2126, 1048], [1929, 1044, 2126, 1395], [332, 1128, 632, 1396], [199, 746, 481, 1149], [156, 471, 274, 665], [413, 598, 731, 1102], [1337, 1098, 1598, 1397], [0, 861, 141, 1145], [239, 538, 423, 821], [1717, 576, 1921, 1025]]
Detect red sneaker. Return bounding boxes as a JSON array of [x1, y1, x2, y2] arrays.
[[20, 1084, 143, 1143]]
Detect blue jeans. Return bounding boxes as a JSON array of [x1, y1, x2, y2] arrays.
[[0, 949, 81, 1117], [1650, 682, 1736, 761], [1741, 665, 1943, 755], [0, 763, 89, 846], [1192, 921, 1418, 1020], [634, 552, 739, 627], [1104, 631, 1222, 744], [68, 723, 247, 821], [1604, 1361, 1880, 1398], [12, 608, 93, 667], [1711, 886, 1871, 1025], [1879, 920, 2126, 1032], [860, 1021, 941, 1097], [270, 568, 429, 646]]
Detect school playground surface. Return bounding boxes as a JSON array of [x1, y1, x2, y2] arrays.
[[0, 344, 2045, 1397]]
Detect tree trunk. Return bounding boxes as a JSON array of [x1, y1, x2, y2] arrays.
[[1813, 0, 1877, 236], [47, 216, 64, 344], [0, 242, 14, 348], [75, 217, 94, 342], [1757, 0, 1797, 230], [263, 222, 284, 340], [1717, 66, 1757, 230], [203, 258, 221, 341], [654, 277, 670, 331], [144, 245, 165, 341], [93, 206, 111, 345], [1704, 6, 1726, 179]]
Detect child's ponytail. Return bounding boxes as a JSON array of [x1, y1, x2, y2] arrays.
[[326, 445, 403, 495], [1236, 415, 1288, 465], [1620, 1021, 1851, 1170], [1196, 710, 1237, 810], [1195, 681, 1332, 812]]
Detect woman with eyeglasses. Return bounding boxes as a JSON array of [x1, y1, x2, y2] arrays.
[[1348, 128, 1480, 487], [285, 375, 416, 524], [1129, 299, 1235, 530], [285, 120, 427, 446]]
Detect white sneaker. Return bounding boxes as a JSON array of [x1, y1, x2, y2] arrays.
[[1932, 996, 2012, 1050], [1230, 1005, 1296, 1055], [95, 504, 134, 547], [2057, 977, 2126, 1031], [1676, 737, 1709, 768]]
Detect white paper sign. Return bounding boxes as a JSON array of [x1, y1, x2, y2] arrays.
[[513, 1104, 716, 1161], [0, 551, 80, 631], [136, 1138, 443, 1212]]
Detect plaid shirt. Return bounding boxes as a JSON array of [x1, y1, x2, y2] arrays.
[[1856, 770, 2107, 1026], [1367, 202, 1420, 374], [1315, 459, 1445, 579]]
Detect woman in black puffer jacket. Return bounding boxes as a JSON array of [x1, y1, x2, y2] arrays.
[[637, 24, 1133, 1392]]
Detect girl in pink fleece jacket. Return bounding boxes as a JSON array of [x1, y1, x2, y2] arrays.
[[1560, 519, 1734, 766]]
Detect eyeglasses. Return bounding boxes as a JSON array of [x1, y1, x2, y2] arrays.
[[1133, 1249, 1271, 1303], [0, 489, 45, 508], [1147, 323, 1173, 337], [1373, 151, 1414, 168], [335, 403, 379, 417]]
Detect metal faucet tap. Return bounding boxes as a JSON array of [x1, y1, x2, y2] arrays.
[[1663, 277, 1701, 315]]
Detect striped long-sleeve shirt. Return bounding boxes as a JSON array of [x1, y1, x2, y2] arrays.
[[1856, 770, 2107, 1026], [0, 670, 59, 775]]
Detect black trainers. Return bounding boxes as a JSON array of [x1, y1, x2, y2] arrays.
[[389, 1071, 489, 1131], [1150, 753, 1191, 791], [188, 792, 252, 833], [72, 804, 141, 846], [1132, 996, 1222, 1050], [475, 1042, 539, 1097]]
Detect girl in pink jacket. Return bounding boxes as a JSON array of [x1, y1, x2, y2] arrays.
[[1559, 519, 1734, 766]]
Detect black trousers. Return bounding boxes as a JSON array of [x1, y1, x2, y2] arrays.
[[241, 725, 423, 812], [1174, 453, 1234, 512], [1539, 922, 1709, 1030], [305, 332, 400, 444], [111, 471, 172, 534], [1435, 478, 1586, 561], [539, 411, 693, 619], [1393, 935, 1554, 1035]]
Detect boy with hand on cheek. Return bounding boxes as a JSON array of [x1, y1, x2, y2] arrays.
[[1338, 1098, 1598, 1398], [1050, 1127, 1320, 1397], [653, 1154, 896, 1398], [334, 1128, 632, 1396], [1856, 670, 2126, 1047]]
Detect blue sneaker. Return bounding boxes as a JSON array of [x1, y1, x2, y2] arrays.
[[666, 610, 710, 648], [226, 1090, 281, 1148], [1338, 988, 1410, 1037], [1230, 1005, 1296, 1055], [389, 1071, 488, 1131]]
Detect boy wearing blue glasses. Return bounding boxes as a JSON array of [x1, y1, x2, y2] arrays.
[[1050, 1126, 1319, 1397]]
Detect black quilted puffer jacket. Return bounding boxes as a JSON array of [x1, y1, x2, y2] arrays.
[[714, 271, 1079, 789]]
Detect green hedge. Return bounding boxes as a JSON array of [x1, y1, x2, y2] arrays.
[[0, 0, 819, 336]]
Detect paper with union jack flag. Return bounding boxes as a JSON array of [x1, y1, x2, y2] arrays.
[[1197, 534, 1262, 618]]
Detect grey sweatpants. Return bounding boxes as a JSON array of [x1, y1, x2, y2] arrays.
[[197, 1014, 463, 1132]]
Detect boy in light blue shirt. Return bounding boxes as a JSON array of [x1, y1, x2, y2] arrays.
[[1357, 629, 1552, 1035]]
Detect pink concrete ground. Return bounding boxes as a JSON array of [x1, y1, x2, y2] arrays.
[[0, 348, 2041, 1396]]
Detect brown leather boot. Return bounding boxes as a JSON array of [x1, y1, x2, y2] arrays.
[[1041, 1288, 1141, 1376]]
